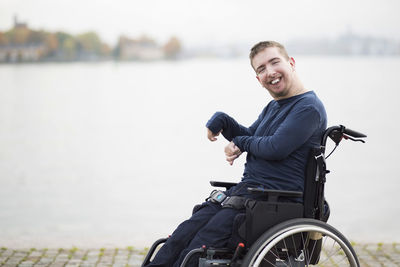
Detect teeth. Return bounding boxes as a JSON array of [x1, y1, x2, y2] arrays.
[[271, 78, 280, 85]]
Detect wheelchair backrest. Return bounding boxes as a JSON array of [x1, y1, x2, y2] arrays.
[[303, 147, 327, 221]]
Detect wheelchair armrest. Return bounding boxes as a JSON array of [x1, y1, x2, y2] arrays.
[[141, 237, 168, 266], [247, 187, 303, 202], [210, 181, 238, 190]]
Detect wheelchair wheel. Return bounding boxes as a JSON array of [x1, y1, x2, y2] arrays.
[[241, 218, 359, 267]]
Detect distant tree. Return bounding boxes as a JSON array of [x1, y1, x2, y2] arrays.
[[100, 43, 111, 56], [55, 32, 73, 45], [29, 30, 47, 44], [163, 36, 182, 59], [62, 37, 77, 60], [76, 32, 102, 54], [52, 32, 75, 60], [45, 34, 59, 55], [0, 32, 8, 45]]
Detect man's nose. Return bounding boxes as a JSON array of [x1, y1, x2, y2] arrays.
[[266, 66, 276, 77]]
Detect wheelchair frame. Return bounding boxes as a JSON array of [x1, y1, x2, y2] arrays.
[[142, 125, 366, 267]]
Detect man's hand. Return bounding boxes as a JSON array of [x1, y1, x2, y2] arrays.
[[224, 141, 242, 165], [207, 128, 222, 141]]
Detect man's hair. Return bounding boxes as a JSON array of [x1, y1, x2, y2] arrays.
[[249, 41, 289, 63]]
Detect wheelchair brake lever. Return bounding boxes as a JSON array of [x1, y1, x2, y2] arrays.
[[343, 134, 365, 143]]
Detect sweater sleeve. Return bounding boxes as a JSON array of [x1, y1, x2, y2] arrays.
[[232, 105, 321, 160], [206, 110, 264, 141]]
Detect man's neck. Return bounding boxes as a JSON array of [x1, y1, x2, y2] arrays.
[[275, 75, 308, 100], [290, 85, 309, 98]]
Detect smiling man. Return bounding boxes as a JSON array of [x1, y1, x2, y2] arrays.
[[144, 41, 327, 267]]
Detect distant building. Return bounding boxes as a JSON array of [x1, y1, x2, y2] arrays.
[[0, 16, 48, 62], [117, 36, 165, 60], [13, 15, 28, 29], [0, 44, 47, 62]]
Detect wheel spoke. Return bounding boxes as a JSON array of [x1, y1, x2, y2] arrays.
[[260, 256, 278, 267], [302, 232, 310, 266], [290, 235, 299, 260], [282, 238, 292, 266]]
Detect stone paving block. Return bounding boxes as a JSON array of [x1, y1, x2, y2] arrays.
[[29, 251, 42, 257], [115, 255, 128, 261], [45, 249, 59, 254], [5, 259, 21, 265], [38, 257, 54, 263], [51, 262, 61, 266], [56, 252, 69, 257], [85, 257, 98, 263], [1, 251, 13, 256], [20, 263, 35, 266], [13, 252, 27, 257], [87, 250, 99, 256], [128, 254, 144, 266], [53, 257, 68, 261], [72, 251, 86, 256]]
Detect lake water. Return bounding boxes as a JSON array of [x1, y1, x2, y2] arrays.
[[1, 57, 399, 248]]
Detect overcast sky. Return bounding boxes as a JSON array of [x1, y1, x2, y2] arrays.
[[0, 0, 399, 46]]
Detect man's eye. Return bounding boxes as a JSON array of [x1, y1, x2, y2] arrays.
[[272, 61, 279, 65], [258, 69, 265, 74]]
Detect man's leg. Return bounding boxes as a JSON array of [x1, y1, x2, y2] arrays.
[[145, 202, 222, 267], [173, 207, 242, 267]]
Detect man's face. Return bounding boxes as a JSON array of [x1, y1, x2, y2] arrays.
[[252, 47, 296, 100]]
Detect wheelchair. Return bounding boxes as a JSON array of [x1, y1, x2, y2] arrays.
[[142, 125, 366, 267]]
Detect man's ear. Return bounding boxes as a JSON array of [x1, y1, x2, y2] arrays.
[[256, 75, 261, 84], [289, 57, 296, 70]]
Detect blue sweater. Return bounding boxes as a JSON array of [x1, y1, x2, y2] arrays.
[[206, 91, 327, 192]]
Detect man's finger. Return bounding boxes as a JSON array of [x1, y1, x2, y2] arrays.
[[226, 154, 238, 162], [224, 148, 235, 157], [207, 128, 221, 141]]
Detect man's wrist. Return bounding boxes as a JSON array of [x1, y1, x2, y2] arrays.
[[206, 112, 225, 134], [206, 123, 221, 135], [232, 137, 245, 152]]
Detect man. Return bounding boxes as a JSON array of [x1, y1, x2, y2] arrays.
[[144, 41, 327, 267]]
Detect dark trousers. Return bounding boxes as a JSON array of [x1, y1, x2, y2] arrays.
[[145, 181, 260, 267]]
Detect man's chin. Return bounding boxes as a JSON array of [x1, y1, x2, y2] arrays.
[[267, 88, 286, 99]]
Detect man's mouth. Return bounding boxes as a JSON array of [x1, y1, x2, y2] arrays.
[[270, 77, 281, 85]]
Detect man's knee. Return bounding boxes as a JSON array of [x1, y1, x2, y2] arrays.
[[191, 201, 221, 217]]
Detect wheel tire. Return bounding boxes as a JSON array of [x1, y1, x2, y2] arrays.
[[241, 218, 359, 267]]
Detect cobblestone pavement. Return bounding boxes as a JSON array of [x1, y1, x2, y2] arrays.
[[1, 243, 399, 267]]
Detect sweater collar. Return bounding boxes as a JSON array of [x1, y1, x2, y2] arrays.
[[276, 91, 314, 106]]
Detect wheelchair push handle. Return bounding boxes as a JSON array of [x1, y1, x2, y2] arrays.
[[343, 126, 367, 139]]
